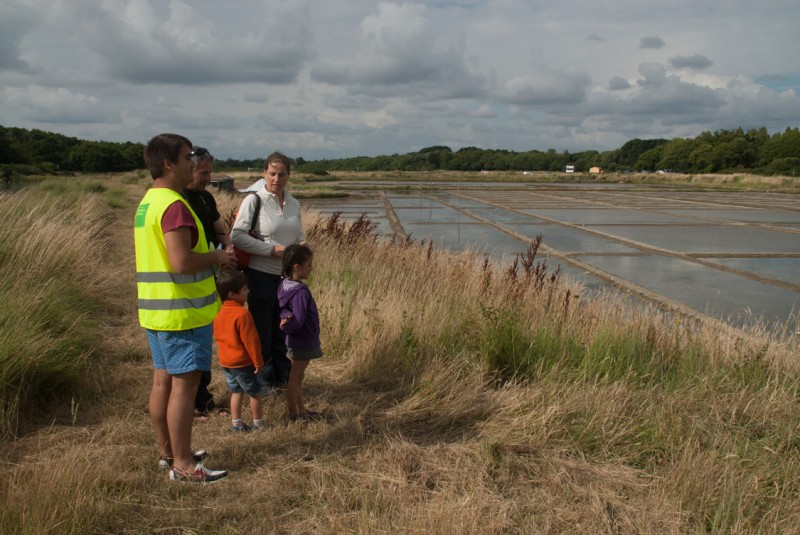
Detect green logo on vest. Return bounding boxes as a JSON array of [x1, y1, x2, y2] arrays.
[[134, 203, 149, 228]]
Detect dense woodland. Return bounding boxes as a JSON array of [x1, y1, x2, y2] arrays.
[[2, 124, 799, 176], [0, 126, 144, 174]]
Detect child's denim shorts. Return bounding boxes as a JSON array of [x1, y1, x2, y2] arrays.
[[222, 365, 263, 396], [146, 325, 212, 375]]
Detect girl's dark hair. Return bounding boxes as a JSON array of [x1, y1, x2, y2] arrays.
[[282, 243, 313, 278], [216, 269, 248, 300]]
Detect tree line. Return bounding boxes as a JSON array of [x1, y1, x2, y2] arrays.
[[2, 124, 799, 176], [0, 125, 144, 174], [288, 127, 800, 176]]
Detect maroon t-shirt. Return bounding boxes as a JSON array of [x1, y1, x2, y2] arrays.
[[161, 201, 199, 247]]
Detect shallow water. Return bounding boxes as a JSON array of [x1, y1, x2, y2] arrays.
[[304, 185, 800, 329]]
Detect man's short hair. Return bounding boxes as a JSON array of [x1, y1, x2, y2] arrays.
[[144, 134, 192, 179], [191, 146, 214, 164], [215, 269, 248, 300]]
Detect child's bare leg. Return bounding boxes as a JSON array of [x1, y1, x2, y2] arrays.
[[249, 395, 263, 421], [286, 359, 309, 417], [297, 387, 306, 415], [230, 392, 244, 421]]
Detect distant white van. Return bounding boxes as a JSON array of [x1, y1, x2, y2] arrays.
[[565, 165, 575, 173]]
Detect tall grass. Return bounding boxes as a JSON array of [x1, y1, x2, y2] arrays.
[[298, 207, 797, 383], [221, 194, 800, 531], [293, 207, 800, 532], [0, 180, 114, 437], [0, 184, 798, 533]]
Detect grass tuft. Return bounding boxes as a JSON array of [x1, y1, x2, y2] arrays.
[[0, 183, 115, 437]]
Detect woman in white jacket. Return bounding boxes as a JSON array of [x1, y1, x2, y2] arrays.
[[230, 152, 304, 389]]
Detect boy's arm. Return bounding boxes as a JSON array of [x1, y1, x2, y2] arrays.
[[237, 312, 264, 370]]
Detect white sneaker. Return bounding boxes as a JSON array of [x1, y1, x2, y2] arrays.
[[158, 449, 208, 469], [169, 462, 228, 483]]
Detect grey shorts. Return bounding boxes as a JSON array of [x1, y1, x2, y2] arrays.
[[287, 347, 323, 361]]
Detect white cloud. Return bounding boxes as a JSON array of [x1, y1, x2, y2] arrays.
[[24, 0, 312, 85], [499, 70, 592, 106], [0, 0, 798, 159], [3, 85, 119, 123], [311, 2, 485, 99]]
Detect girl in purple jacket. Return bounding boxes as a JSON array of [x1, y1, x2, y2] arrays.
[[278, 244, 323, 422]]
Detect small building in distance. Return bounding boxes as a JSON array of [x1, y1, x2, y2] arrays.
[[210, 174, 235, 192], [589, 166, 602, 174]]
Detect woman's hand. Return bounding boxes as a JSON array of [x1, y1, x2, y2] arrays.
[[272, 244, 286, 258]]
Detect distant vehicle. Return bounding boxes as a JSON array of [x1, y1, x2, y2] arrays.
[[565, 165, 575, 173]]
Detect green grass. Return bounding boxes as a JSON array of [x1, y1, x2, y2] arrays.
[[0, 182, 111, 437]]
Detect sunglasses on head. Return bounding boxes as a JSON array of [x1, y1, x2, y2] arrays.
[[190, 147, 214, 162]]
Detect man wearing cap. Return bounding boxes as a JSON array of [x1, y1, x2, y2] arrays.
[[182, 146, 231, 416]]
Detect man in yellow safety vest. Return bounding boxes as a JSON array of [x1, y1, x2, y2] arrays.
[[135, 133, 235, 483]]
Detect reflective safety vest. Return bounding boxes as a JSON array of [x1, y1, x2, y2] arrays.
[[134, 187, 220, 331]]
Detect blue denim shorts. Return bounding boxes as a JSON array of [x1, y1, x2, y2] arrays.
[[222, 365, 264, 396], [146, 324, 212, 375]]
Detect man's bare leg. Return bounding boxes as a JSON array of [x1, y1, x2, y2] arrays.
[[149, 369, 172, 459], [168, 370, 201, 472]]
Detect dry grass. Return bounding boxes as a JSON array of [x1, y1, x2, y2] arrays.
[[0, 177, 799, 534]]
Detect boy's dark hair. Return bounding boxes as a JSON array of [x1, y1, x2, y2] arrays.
[[216, 269, 248, 300], [281, 243, 313, 278], [144, 133, 192, 179], [265, 151, 292, 173]]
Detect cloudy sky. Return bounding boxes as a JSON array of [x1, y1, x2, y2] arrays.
[[2, 0, 799, 160]]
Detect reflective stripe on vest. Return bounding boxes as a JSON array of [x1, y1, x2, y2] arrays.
[[137, 270, 215, 284], [138, 293, 219, 311], [134, 188, 220, 331]]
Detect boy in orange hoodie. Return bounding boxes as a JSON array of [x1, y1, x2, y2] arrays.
[[213, 270, 270, 431]]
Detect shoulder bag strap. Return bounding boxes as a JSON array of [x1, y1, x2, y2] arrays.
[[248, 192, 261, 232]]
